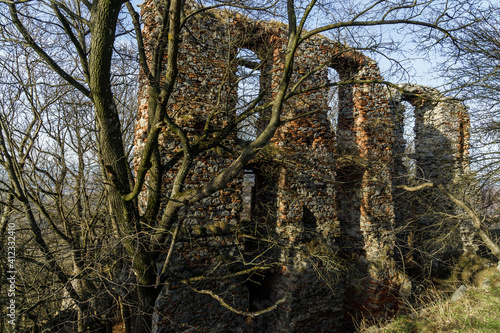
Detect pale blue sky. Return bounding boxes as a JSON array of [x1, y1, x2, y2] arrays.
[[126, 0, 440, 87]]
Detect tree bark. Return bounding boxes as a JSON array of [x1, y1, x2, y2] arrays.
[[88, 2, 161, 331], [133, 285, 162, 333]]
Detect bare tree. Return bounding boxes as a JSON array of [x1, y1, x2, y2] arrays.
[[424, 1, 500, 267], [0, 0, 490, 331]]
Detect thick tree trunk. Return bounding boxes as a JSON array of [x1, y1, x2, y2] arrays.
[[132, 286, 162, 333], [88, 2, 161, 330]]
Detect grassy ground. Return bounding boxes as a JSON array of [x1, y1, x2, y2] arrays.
[[361, 269, 500, 333]]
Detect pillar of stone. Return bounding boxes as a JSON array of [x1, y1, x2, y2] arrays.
[[397, 84, 469, 183], [249, 34, 343, 332], [392, 84, 474, 266], [334, 47, 399, 319]]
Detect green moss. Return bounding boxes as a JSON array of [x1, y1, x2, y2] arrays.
[[380, 316, 417, 333], [305, 239, 331, 255], [206, 221, 231, 235], [453, 252, 491, 283], [473, 266, 500, 287], [192, 225, 207, 235]]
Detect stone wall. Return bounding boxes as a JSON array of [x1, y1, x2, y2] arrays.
[[139, 2, 248, 331], [393, 84, 470, 183], [389, 84, 473, 267], [135, 1, 470, 331]]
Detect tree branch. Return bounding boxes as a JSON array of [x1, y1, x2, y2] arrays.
[[187, 285, 287, 318], [8, 2, 90, 97]]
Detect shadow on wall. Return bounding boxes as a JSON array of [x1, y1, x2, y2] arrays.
[[395, 122, 472, 282]]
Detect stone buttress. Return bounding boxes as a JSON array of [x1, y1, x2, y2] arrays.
[[389, 85, 473, 269]]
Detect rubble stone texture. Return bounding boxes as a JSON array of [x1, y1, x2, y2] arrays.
[[134, 1, 470, 332], [389, 85, 474, 260], [394, 84, 470, 182]]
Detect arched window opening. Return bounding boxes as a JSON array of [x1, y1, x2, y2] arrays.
[[236, 49, 261, 141], [327, 67, 340, 131], [302, 205, 318, 242], [402, 101, 417, 178], [241, 169, 255, 222]]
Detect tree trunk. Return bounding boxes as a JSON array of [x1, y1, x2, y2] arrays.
[[132, 286, 162, 333]]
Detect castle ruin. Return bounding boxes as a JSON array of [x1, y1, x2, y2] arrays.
[[134, 1, 470, 331]]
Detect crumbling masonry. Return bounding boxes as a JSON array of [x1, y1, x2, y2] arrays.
[[134, 2, 470, 332]]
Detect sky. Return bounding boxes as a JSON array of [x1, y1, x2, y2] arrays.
[[127, 0, 441, 88]]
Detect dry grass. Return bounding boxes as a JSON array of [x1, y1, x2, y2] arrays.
[[359, 271, 500, 333]]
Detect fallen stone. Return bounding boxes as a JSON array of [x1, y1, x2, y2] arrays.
[[450, 285, 467, 302], [481, 278, 492, 289]]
